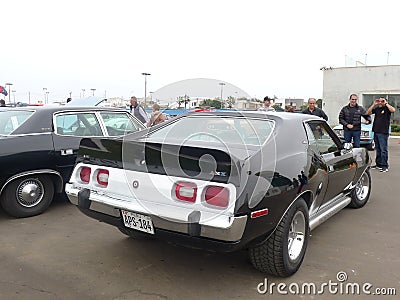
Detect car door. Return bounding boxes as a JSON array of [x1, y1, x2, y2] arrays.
[[305, 120, 356, 205], [51, 111, 104, 182]]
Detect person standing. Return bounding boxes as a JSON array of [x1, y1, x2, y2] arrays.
[[258, 96, 275, 112], [129, 96, 149, 124], [147, 103, 166, 127], [366, 97, 395, 172], [302, 98, 328, 121], [0, 99, 6, 107], [339, 94, 370, 148]]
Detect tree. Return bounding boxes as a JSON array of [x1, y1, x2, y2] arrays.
[[202, 99, 222, 109], [183, 94, 190, 109], [176, 96, 184, 108], [273, 104, 284, 112], [227, 96, 235, 108]]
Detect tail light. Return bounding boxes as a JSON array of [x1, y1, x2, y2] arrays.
[[175, 182, 197, 202], [97, 169, 109, 187], [204, 186, 229, 208], [80, 167, 91, 183]]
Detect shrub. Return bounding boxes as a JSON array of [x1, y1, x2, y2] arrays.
[[390, 124, 400, 132]]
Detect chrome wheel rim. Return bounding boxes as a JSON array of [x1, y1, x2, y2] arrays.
[[288, 211, 306, 262], [16, 179, 44, 208], [355, 172, 370, 201]]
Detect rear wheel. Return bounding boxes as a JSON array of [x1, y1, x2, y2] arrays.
[[1, 175, 54, 218], [348, 169, 371, 208], [249, 199, 309, 277]]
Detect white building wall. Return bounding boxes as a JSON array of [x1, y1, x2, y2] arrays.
[[323, 65, 400, 125]]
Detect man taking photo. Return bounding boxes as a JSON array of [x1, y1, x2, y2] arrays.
[[366, 97, 396, 173]]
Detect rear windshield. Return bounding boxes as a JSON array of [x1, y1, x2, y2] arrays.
[[147, 116, 274, 146], [0, 110, 35, 135]]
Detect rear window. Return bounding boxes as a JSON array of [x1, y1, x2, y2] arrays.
[[0, 110, 35, 135], [147, 116, 274, 145]]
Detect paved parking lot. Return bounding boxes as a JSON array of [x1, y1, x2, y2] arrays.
[[0, 139, 399, 299]]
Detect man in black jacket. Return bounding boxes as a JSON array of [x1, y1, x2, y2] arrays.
[[366, 97, 396, 172], [302, 98, 328, 121], [339, 94, 371, 148]]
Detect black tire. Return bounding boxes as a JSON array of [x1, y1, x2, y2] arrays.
[[348, 169, 371, 208], [249, 199, 309, 277], [118, 226, 152, 239], [1, 175, 54, 218]]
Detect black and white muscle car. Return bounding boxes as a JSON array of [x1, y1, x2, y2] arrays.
[[65, 111, 371, 277]]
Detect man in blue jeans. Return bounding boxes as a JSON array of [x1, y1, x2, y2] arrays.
[[339, 94, 370, 147], [366, 97, 396, 172]]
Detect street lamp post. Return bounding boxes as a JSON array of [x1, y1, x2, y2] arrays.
[[219, 82, 226, 106], [12, 90, 16, 104], [46, 91, 49, 104], [82, 89, 85, 98], [5, 83, 12, 104], [43, 88, 47, 104], [141, 72, 151, 107], [149, 91, 154, 103], [90, 88, 96, 96]]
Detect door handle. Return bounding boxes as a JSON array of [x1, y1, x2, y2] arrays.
[[61, 149, 74, 156]]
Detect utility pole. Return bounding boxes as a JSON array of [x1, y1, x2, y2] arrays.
[[141, 72, 151, 107]]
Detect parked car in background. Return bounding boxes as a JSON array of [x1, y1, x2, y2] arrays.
[[333, 123, 375, 150], [0, 106, 145, 218], [66, 112, 371, 277]]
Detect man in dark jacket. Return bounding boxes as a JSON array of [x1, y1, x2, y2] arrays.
[[366, 97, 396, 172], [302, 98, 328, 121], [339, 94, 371, 148]]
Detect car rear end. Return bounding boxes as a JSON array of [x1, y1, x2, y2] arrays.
[[65, 114, 276, 250], [65, 140, 248, 251]]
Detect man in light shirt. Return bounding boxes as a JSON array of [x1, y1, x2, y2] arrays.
[[258, 96, 275, 112]]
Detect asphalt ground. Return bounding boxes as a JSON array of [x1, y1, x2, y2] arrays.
[[0, 139, 399, 300]]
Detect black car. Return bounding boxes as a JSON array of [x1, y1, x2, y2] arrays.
[[65, 111, 371, 277], [0, 106, 145, 218]]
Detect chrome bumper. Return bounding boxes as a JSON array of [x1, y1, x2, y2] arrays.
[[66, 184, 247, 242]]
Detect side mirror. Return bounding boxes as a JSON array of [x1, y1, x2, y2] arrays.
[[343, 142, 353, 151]]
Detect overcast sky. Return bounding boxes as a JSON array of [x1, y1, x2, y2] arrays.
[[2, 0, 400, 103]]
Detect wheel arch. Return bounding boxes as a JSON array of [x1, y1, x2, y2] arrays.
[[0, 169, 63, 197], [250, 191, 313, 248]]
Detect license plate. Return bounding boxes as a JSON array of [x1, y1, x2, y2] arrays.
[[121, 210, 154, 234]]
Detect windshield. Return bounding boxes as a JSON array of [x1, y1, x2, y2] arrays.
[[0, 110, 35, 135], [147, 116, 274, 146]]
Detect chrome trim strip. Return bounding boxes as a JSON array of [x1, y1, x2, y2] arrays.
[[7, 132, 52, 137], [309, 196, 351, 231]]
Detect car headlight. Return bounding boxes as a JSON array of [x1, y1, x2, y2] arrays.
[[334, 129, 344, 137]]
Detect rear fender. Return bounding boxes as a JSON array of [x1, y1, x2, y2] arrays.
[[0, 169, 63, 196]]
